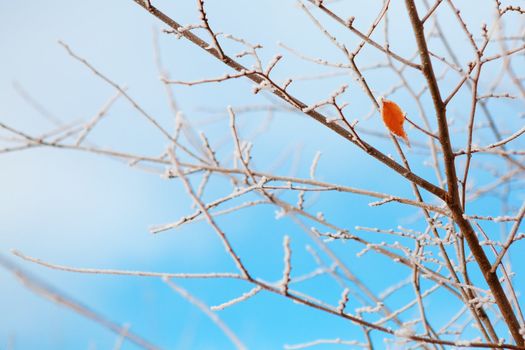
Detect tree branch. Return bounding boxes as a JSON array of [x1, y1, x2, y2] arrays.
[[403, 0, 524, 345]]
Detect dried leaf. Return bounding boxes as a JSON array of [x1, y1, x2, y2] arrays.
[[380, 98, 410, 146]]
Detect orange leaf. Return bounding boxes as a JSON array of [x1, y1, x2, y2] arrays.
[[380, 98, 410, 146]]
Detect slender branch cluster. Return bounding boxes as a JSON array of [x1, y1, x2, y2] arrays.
[[1, 0, 524, 349]]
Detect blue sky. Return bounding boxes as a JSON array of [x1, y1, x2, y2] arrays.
[[1, 1, 524, 349]]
